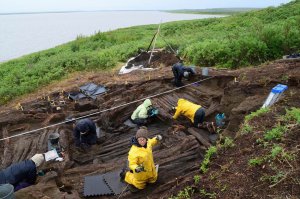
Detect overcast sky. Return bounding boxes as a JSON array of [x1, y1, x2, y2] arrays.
[[0, 0, 292, 13]]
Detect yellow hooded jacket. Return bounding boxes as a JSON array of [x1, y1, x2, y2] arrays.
[[125, 137, 158, 189], [173, 98, 201, 123]]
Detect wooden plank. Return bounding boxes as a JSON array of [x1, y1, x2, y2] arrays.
[[187, 128, 211, 148]]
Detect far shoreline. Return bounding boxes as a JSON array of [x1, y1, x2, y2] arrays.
[[0, 8, 259, 16]]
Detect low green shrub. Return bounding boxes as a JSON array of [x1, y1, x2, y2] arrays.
[[245, 108, 270, 122], [264, 125, 287, 141], [200, 146, 217, 173]]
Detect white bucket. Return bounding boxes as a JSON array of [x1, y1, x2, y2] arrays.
[[202, 67, 209, 76], [262, 84, 288, 108]]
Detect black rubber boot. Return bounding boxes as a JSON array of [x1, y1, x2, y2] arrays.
[[119, 169, 126, 182], [128, 184, 140, 193]]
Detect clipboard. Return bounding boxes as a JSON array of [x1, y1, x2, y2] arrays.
[[44, 149, 59, 162]]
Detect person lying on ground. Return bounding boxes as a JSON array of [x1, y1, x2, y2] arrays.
[[131, 99, 155, 126], [0, 154, 44, 191], [172, 60, 195, 87], [120, 126, 162, 192], [66, 117, 97, 150]]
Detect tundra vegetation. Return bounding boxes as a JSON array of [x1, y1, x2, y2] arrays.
[[0, 1, 299, 105]]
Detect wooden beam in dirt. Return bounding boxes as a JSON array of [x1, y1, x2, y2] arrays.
[[187, 127, 211, 148]]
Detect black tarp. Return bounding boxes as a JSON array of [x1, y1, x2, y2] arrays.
[[68, 83, 107, 100], [83, 170, 127, 197]]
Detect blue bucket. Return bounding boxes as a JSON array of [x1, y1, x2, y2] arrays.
[[215, 113, 226, 127]]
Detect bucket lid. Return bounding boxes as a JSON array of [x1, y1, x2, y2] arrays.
[[271, 84, 288, 94]]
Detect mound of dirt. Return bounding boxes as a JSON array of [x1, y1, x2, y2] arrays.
[[126, 49, 180, 69], [0, 58, 299, 198]]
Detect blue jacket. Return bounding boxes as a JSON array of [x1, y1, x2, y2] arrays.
[[172, 63, 195, 76], [73, 118, 97, 146], [0, 160, 37, 187]]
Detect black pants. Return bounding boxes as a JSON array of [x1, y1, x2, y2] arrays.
[[131, 118, 147, 126], [172, 66, 183, 87], [193, 108, 205, 127]]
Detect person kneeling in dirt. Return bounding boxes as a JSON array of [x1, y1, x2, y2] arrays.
[[131, 99, 156, 126], [121, 126, 162, 192], [68, 117, 97, 150], [0, 154, 44, 191], [172, 61, 195, 87], [172, 98, 206, 128]]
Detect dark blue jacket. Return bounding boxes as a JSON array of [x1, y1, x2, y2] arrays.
[[73, 118, 97, 146], [172, 63, 195, 76], [0, 160, 37, 187]]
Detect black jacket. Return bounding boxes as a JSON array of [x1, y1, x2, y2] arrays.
[[73, 118, 97, 146], [0, 160, 37, 186], [172, 63, 195, 76]]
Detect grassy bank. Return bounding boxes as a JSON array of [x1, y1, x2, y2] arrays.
[[171, 106, 300, 198], [0, 0, 299, 104], [167, 8, 261, 15]]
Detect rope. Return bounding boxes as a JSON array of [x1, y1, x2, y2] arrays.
[[0, 76, 214, 141], [116, 184, 129, 199]]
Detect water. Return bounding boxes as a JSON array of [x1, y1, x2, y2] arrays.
[[0, 11, 222, 62]]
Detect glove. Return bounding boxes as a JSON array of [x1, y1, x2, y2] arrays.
[[150, 109, 159, 117], [37, 170, 45, 176], [156, 135, 162, 141], [135, 165, 144, 173]]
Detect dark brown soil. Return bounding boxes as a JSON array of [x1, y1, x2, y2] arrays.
[[0, 56, 299, 199], [126, 49, 180, 69]]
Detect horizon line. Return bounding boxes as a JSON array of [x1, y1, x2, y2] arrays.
[[0, 7, 264, 15]]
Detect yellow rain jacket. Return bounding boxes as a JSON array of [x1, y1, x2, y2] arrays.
[[125, 137, 158, 189], [173, 98, 201, 123]]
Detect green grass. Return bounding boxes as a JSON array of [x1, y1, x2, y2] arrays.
[[222, 137, 235, 148], [248, 157, 264, 166], [245, 107, 270, 122], [200, 146, 217, 173], [241, 123, 253, 134], [170, 186, 194, 199], [0, 1, 299, 104], [281, 107, 300, 124], [264, 125, 288, 141], [193, 175, 201, 184], [168, 8, 262, 15]]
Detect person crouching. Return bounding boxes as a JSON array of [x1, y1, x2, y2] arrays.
[[0, 154, 44, 191], [123, 126, 162, 191]]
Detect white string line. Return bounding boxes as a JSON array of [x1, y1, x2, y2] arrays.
[[0, 76, 215, 141], [116, 184, 129, 199]]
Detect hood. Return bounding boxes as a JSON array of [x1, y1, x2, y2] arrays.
[[177, 98, 185, 106], [130, 137, 147, 148], [143, 99, 152, 108]]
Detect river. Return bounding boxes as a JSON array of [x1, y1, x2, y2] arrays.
[[0, 11, 223, 62]]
